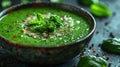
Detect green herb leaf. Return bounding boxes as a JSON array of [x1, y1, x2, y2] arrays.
[[28, 20, 40, 26], [90, 3, 112, 17], [2, 0, 11, 8], [37, 13, 44, 22], [28, 13, 62, 33], [21, 0, 29, 4], [78, 55, 108, 67], [31, 24, 47, 33], [49, 15, 62, 28], [101, 38, 120, 54], [47, 21, 56, 32]]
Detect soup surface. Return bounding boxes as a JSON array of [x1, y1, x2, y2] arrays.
[[0, 7, 91, 47]]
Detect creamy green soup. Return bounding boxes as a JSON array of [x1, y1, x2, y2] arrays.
[[0, 7, 90, 47]]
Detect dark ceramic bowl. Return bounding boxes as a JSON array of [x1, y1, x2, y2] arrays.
[[0, 2, 96, 65]]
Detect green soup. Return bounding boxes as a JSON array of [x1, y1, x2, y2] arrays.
[[0, 7, 91, 47]]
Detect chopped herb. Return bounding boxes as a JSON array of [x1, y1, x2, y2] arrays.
[[47, 21, 56, 32], [36, 13, 44, 22], [28, 13, 62, 33], [28, 20, 40, 25], [49, 15, 62, 27], [31, 23, 47, 33]]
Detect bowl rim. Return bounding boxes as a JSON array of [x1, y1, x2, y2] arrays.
[[0, 2, 96, 49]]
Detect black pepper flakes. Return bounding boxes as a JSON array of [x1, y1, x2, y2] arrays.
[[109, 32, 115, 38], [106, 57, 109, 60], [89, 46, 92, 49], [98, 43, 102, 47], [96, 53, 99, 57], [104, 21, 110, 26], [96, 31, 99, 34], [108, 62, 112, 67], [91, 44, 94, 47]]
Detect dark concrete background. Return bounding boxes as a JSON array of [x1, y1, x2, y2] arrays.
[[0, 0, 120, 67]]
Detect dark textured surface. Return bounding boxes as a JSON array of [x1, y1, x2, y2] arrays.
[[0, 0, 120, 67]]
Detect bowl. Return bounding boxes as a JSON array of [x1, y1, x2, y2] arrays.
[[0, 2, 96, 65]]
